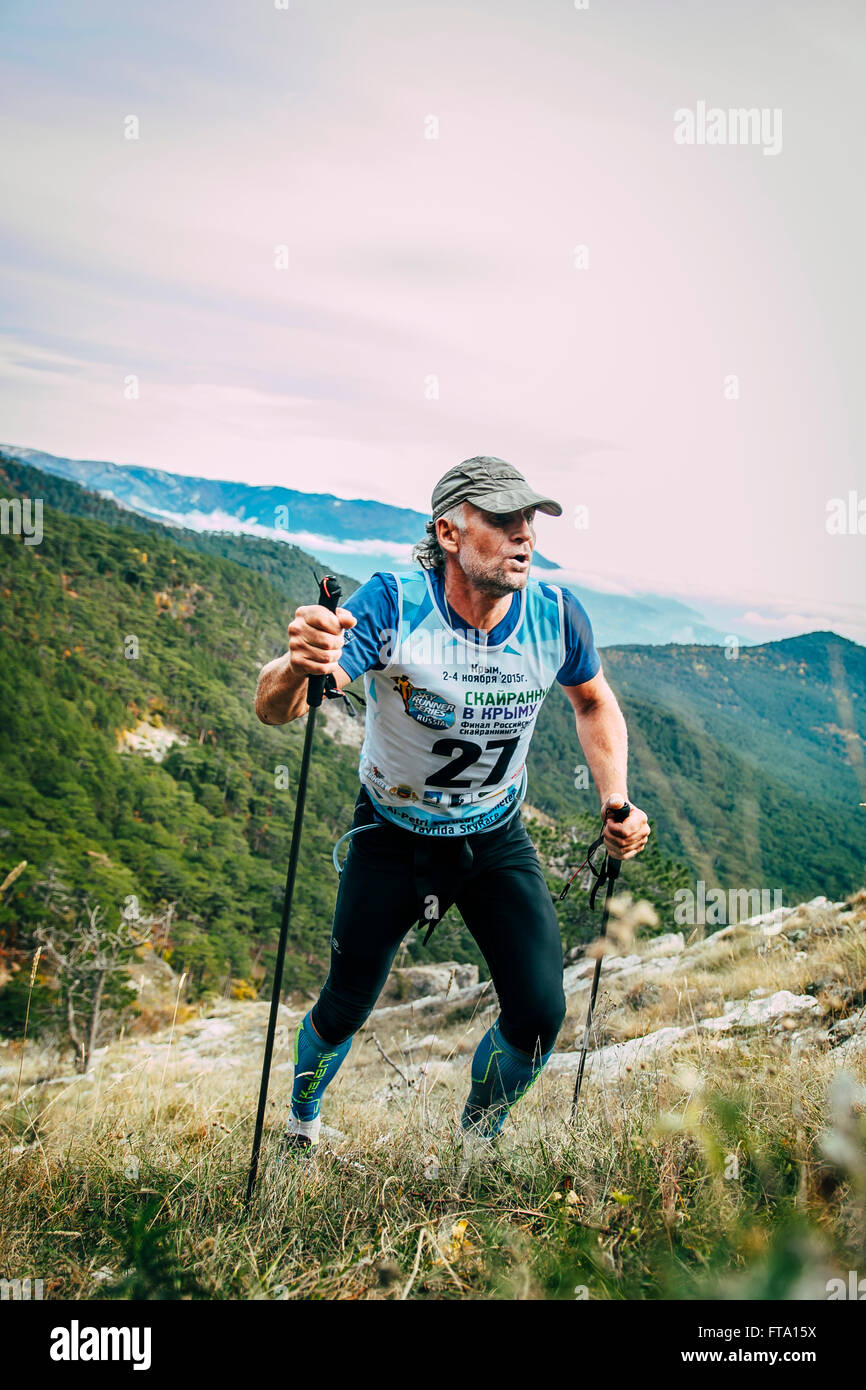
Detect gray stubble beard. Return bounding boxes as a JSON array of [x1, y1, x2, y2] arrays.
[[456, 543, 529, 599]]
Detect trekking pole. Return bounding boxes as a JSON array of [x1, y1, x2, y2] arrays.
[[570, 800, 631, 1119], [245, 575, 342, 1206]]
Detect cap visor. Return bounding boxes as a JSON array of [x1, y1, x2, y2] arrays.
[[465, 486, 562, 518]]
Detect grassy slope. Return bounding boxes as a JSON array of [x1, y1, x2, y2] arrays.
[[1, 892, 863, 1301]]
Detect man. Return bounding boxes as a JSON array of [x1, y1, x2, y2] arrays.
[[255, 456, 650, 1156]]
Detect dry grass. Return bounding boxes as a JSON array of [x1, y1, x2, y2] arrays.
[[1, 895, 864, 1300], [570, 893, 866, 1047]]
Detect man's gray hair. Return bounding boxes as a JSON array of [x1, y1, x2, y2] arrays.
[[411, 502, 467, 572]]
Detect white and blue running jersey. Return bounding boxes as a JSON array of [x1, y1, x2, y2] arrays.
[[338, 568, 600, 837]]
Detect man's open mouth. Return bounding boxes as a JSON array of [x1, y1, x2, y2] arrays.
[[508, 553, 530, 566]]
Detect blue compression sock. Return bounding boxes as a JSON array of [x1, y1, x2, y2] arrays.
[[290, 1010, 353, 1121], [461, 1020, 553, 1138]]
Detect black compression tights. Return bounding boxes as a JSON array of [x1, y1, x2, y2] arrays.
[[311, 791, 567, 1058]]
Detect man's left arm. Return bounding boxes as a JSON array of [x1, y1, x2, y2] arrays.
[[560, 669, 651, 860]]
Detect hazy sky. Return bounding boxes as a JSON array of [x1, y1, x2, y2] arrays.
[[1, 0, 864, 638]]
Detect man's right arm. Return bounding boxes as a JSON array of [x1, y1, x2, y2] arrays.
[[254, 605, 357, 725], [255, 571, 399, 726]]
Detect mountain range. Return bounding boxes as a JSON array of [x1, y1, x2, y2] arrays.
[[0, 444, 731, 648]]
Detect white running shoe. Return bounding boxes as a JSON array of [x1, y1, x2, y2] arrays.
[[452, 1122, 499, 1186], [278, 1113, 321, 1163]]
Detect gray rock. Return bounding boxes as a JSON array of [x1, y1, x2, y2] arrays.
[[371, 980, 491, 1021], [699, 990, 823, 1033], [833, 1033, 866, 1061], [378, 962, 479, 1004], [548, 1025, 695, 1081], [642, 932, 686, 958], [126, 947, 183, 1009], [829, 1008, 866, 1044]]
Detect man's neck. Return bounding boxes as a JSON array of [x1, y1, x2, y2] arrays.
[[441, 563, 515, 632]]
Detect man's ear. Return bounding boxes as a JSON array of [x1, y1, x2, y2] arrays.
[[436, 515, 461, 554]]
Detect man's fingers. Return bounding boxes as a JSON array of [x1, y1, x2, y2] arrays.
[[295, 606, 338, 633], [603, 811, 651, 858], [290, 638, 342, 667], [608, 817, 650, 839], [289, 653, 342, 677], [286, 599, 355, 680], [605, 823, 650, 841], [289, 621, 342, 654], [604, 820, 642, 840], [291, 655, 342, 676], [295, 604, 356, 634]]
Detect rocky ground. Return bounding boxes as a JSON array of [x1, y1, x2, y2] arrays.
[[5, 890, 862, 1121]]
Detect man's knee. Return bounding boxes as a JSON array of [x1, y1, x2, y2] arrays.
[[500, 990, 566, 1058], [312, 981, 375, 1046]]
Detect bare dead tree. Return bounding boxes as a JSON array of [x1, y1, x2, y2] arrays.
[[32, 871, 155, 1073]]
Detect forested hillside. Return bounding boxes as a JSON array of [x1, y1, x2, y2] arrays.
[[0, 465, 361, 997], [1, 454, 862, 1041], [0, 458, 686, 1028], [531, 634, 866, 901]]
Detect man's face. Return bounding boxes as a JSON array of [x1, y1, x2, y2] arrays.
[[441, 502, 537, 597]]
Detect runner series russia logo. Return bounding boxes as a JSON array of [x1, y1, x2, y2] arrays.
[[392, 674, 456, 729]]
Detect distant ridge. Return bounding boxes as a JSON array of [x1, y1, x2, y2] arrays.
[[0, 444, 733, 646], [0, 442, 429, 544]]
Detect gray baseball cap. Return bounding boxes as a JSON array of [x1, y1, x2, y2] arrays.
[[430, 456, 563, 521]]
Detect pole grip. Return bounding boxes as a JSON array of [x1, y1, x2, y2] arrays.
[[306, 576, 342, 710], [605, 799, 630, 881]]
